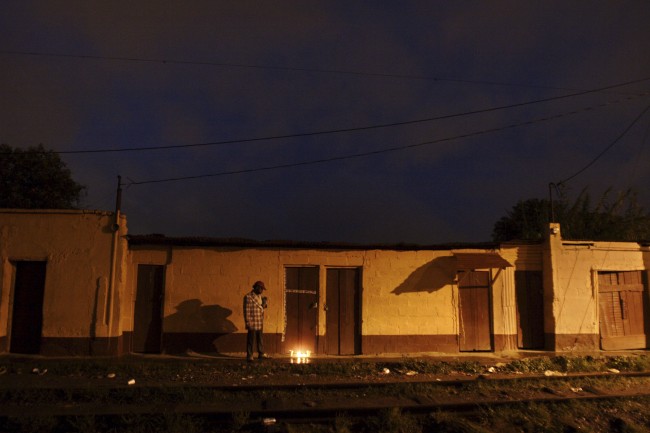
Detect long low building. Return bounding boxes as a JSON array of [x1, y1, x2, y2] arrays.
[[1, 209, 649, 356]]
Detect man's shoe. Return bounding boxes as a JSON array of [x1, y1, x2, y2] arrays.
[[258, 353, 271, 359], [246, 357, 254, 362]]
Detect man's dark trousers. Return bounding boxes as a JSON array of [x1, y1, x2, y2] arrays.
[[247, 329, 264, 359]]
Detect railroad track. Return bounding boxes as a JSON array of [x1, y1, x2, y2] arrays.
[[2, 371, 650, 430]]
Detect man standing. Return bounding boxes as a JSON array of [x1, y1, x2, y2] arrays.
[[243, 280, 269, 361]]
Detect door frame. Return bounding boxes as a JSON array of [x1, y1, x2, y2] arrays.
[[9, 260, 47, 354], [596, 270, 648, 350], [283, 266, 320, 354], [457, 270, 493, 352], [132, 264, 166, 353], [325, 267, 362, 355], [515, 270, 545, 349]]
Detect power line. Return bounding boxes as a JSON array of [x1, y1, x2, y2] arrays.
[[1, 49, 584, 91], [557, 103, 650, 185], [26, 79, 650, 155], [128, 96, 650, 186]]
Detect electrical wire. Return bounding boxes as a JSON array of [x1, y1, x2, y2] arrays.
[[15, 80, 650, 156], [128, 96, 650, 186], [0, 49, 587, 91], [557, 103, 650, 185]]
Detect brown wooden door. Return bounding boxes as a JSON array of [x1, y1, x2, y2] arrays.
[[284, 267, 319, 353], [515, 271, 545, 349], [458, 271, 492, 351], [10, 261, 47, 354], [599, 271, 648, 350], [326, 268, 361, 355], [133, 265, 165, 353]]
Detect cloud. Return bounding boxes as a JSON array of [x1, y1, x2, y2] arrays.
[[2, 2, 650, 243]]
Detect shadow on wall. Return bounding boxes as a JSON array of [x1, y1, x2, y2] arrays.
[[163, 299, 238, 353], [392, 256, 456, 295]]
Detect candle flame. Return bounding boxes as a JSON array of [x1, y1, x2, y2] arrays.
[[289, 349, 311, 364]]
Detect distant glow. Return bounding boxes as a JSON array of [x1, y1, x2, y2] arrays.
[[289, 349, 311, 364]]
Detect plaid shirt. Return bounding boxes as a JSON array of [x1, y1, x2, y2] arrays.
[[243, 290, 265, 331]]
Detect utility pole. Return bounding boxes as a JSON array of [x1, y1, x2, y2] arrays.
[[115, 175, 123, 218], [106, 175, 123, 354], [548, 182, 556, 223]]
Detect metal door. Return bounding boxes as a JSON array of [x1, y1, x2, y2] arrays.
[[515, 270, 545, 349], [326, 268, 361, 355], [458, 271, 492, 351], [10, 261, 47, 354], [133, 265, 165, 353], [599, 271, 648, 350], [284, 267, 319, 354]]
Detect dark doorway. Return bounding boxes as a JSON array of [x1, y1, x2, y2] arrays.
[[326, 268, 361, 355], [458, 271, 492, 351], [284, 267, 319, 354], [598, 271, 648, 350], [133, 265, 165, 353], [10, 261, 47, 354], [515, 270, 545, 349]]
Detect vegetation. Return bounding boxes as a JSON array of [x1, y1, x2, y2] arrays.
[[492, 186, 650, 242], [0, 143, 85, 209]]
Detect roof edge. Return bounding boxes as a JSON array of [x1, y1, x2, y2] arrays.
[[126, 234, 502, 251]]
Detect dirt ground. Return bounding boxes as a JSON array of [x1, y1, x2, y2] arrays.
[[2, 352, 650, 433], [0, 350, 646, 389]]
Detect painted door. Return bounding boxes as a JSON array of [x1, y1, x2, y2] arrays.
[[10, 261, 47, 354], [133, 265, 165, 353], [599, 271, 648, 350], [458, 271, 492, 351], [326, 268, 361, 355], [284, 267, 319, 354], [515, 270, 545, 349]]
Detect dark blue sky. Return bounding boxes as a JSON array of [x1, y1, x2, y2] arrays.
[[2, 2, 650, 243]]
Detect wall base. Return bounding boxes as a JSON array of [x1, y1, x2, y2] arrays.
[[547, 333, 600, 351], [0, 333, 612, 356]]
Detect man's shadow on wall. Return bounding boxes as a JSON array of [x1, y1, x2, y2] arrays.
[[391, 256, 456, 295], [164, 299, 238, 354]]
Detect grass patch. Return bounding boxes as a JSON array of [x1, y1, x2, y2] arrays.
[[503, 354, 650, 374]]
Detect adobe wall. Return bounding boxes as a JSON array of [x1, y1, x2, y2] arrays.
[[546, 224, 647, 351], [0, 209, 127, 355], [127, 245, 515, 355]]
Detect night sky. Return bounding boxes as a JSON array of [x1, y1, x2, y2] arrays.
[[2, 2, 650, 244]]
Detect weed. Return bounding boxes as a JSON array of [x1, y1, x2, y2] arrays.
[[606, 355, 650, 372], [4, 415, 58, 433], [453, 361, 483, 374], [427, 411, 492, 433], [367, 407, 421, 433], [231, 410, 250, 430], [65, 415, 98, 433], [163, 413, 204, 433], [333, 412, 353, 433]]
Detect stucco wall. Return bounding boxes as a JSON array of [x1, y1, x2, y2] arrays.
[[547, 224, 647, 350], [0, 209, 127, 355], [8, 209, 648, 357], [128, 245, 517, 354]]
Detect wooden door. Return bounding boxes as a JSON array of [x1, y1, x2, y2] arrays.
[[515, 271, 545, 349], [133, 265, 165, 353], [458, 271, 492, 351], [10, 261, 47, 354], [326, 268, 361, 355], [599, 271, 648, 350], [284, 267, 319, 353]]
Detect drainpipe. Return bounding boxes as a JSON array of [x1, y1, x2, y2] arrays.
[[106, 176, 123, 354]]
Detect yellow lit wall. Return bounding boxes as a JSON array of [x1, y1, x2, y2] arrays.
[[547, 224, 647, 350], [0, 209, 127, 355]]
